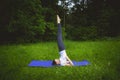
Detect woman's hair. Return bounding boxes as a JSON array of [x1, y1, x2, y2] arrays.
[[52, 60, 57, 65]]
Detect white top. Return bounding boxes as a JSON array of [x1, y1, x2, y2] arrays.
[[59, 50, 67, 66]]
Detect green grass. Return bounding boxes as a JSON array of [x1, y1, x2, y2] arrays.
[[0, 40, 120, 80]]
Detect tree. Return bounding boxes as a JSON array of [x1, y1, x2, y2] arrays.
[[0, 0, 46, 43], [65, 0, 120, 40]]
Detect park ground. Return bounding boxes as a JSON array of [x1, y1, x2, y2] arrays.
[[0, 40, 120, 80]]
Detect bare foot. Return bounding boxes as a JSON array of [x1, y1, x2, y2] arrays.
[[57, 15, 61, 23]]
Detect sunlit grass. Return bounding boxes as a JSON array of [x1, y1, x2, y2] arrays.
[[0, 40, 120, 80]]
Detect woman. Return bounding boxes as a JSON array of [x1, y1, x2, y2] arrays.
[[52, 15, 74, 66]]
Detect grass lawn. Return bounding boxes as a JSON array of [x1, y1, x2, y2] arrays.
[[0, 40, 120, 80]]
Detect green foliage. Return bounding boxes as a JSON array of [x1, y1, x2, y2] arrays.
[[66, 25, 97, 40], [42, 22, 57, 41], [0, 0, 46, 43], [65, 0, 120, 40], [0, 0, 120, 43], [96, 7, 119, 37], [0, 0, 59, 43]]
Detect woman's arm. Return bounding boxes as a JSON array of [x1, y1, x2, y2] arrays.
[[65, 55, 74, 66]]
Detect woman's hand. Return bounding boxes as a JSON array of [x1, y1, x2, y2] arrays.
[[66, 55, 74, 66]]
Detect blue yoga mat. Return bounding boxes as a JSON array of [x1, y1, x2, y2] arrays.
[[28, 60, 90, 67]]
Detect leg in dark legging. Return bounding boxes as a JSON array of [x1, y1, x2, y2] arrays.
[[57, 23, 65, 52]]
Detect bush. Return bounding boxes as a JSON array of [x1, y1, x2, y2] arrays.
[[66, 25, 98, 40]]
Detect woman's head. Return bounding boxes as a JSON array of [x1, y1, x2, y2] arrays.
[[52, 59, 60, 65]]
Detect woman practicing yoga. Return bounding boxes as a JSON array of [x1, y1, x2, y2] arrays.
[[52, 15, 74, 66]]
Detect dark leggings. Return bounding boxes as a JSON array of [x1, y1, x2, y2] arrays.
[[57, 23, 65, 52]]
